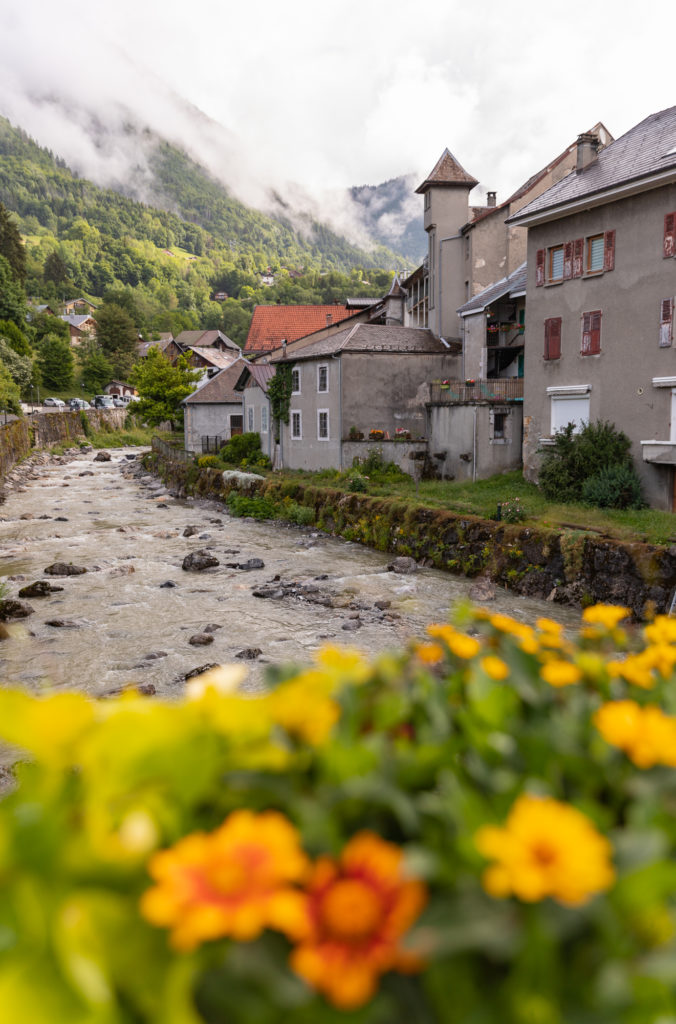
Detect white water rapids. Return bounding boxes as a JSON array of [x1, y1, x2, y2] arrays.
[[0, 447, 582, 696]]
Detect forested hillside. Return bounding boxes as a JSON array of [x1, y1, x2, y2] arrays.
[[0, 118, 407, 342]]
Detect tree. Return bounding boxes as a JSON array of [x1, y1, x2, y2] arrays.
[[0, 202, 26, 283], [43, 250, 69, 287], [0, 339, 36, 397], [0, 255, 27, 328], [80, 343, 113, 393], [0, 320, 32, 356], [96, 303, 138, 379], [128, 348, 201, 430], [0, 360, 21, 414], [31, 311, 70, 345], [37, 333, 74, 390]]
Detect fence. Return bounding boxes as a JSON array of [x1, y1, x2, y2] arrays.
[[151, 436, 194, 465], [429, 379, 524, 404], [201, 435, 223, 453]]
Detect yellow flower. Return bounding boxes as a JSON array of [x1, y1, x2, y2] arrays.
[[427, 624, 480, 659], [185, 663, 248, 700], [475, 794, 615, 906], [480, 656, 510, 680], [643, 616, 676, 646], [269, 675, 340, 746], [540, 660, 582, 688], [536, 618, 564, 635], [594, 700, 676, 768], [141, 810, 309, 950], [608, 651, 657, 689], [0, 689, 94, 763], [315, 646, 371, 685], [582, 605, 631, 629], [416, 642, 444, 665], [488, 614, 538, 653]]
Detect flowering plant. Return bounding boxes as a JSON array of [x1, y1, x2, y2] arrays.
[[3, 607, 676, 1020], [500, 496, 526, 523], [369, 428, 385, 440]]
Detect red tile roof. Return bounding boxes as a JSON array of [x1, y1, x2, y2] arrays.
[[243, 305, 357, 354]]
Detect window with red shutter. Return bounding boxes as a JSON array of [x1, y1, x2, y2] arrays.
[[664, 213, 676, 258], [660, 298, 674, 347], [563, 242, 573, 279], [581, 310, 602, 355], [544, 317, 562, 360], [536, 248, 545, 286], [603, 230, 615, 271], [572, 238, 584, 277]]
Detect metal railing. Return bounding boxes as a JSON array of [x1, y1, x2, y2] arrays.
[[429, 379, 524, 404], [201, 435, 223, 453], [151, 436, 195, 465]]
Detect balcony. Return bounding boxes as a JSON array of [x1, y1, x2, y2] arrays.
[[429, 379, 524, 404]]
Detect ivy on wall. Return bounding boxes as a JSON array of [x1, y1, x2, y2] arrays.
[[267, 363, 294, 444]]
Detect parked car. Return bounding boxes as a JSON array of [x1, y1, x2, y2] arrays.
[[91, 395, 116, 409], [43, 397, 66, 408], [68, 398, 91, 410], [112, 397, 126, 408]]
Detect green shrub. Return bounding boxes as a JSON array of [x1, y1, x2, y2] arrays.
[[283, 501, 315, 526], [220, 432, 263, 465], [197, 455, 221, 468], [226, 493, 276, 519], [347, 473, 369, 493], [539, 420, 634, 502], [581, 462, 645, 509]]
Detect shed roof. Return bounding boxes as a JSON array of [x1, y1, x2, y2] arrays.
[[268, 323, 454, 362], [457, 262, 528, 316], [175, 329, 239, 350], [187, 347, 240, 369], [244, 304, 358, 354], [509, 107, 676, 224]]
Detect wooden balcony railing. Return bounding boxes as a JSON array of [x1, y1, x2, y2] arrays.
[[429, 379, 524, 404]]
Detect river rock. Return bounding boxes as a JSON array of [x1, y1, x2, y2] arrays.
[[204, 623, 222, 633], [189, 633, 214, 646], [183, 525, 200, 537], [18, 580, 63, 598], [79, 471, 95, 477], [227, 558, 265, 571], [387, 556, 417, 574], [235, 647, 262, 660], [44, 562, 87, 576], [374, 599, 391, 610], [182, 550, 220, 572], [159, 580, 177, 588], [184, 663, 220, 681], [109, 565, 135, 577], [94, 451, 111, 462], [469, 577, 496, 602], [54, 516, 69, 522], [45, 619, 79, 628], [103, 682, 157, 698], [0, 599, 34, 620], [341, 619, 361, 631]]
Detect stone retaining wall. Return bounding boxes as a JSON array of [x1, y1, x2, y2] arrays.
[[146, 450, 676, 619]]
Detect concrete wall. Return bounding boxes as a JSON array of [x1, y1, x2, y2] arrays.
[[241, 385, 273, 461], [523, 182, 676, 509], [428, 403, 523, 481], [184, 402, 242, 453], [342, 440, 428, 477], [282, 359, 342, 471], [424, 185, 472, 341]]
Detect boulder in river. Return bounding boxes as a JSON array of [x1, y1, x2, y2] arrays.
[[159, 580, 177, 588], [226, 558, 265, 571], [235, 647, 262, 660], [469, 576, 496, 602], [204, 623, 222, 633], [45, 619, 79, 628], [18, 580, 63, 598], [44, 562, 87, 576], [0, 599, 34, 621], [387, 556, 418, 574], [184, 663, 220, 681], [189, 633, 215, 646], [183, 525, 200, 537], [182, 550, 220, 572], [94, 451, 111, 462]]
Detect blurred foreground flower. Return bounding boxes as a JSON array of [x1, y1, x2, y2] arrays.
[[141, 810, 308, 950], [476, 794, 615, 906], [594, 700, 676, 768], [289, 833, 427, 1009]]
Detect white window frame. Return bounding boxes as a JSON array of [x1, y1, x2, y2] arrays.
[[317, 364, 329, 393], [247, 406, 254, 432], [291, 367, 301, 394], [317, 408, 329, 440], [291, 410, 302, 440], [261, 404, 268, 433]]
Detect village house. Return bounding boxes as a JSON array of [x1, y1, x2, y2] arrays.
[[243, 304, 359, 358], [183, 357, 247, 453], [174, 329, 239, 354], [59, 313, 97, 346], [104, 380, 138, 398], [508, 105, 676, 510], [234, 363, 275, 463], [61, 298, 97, 315]]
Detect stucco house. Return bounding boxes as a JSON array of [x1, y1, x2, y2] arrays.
[[183, 357, 248, 453], [60, 313, 97, 346], [254, 323, 458, 471], [234, 363, 275, 462], [508, 106, 676, 510]]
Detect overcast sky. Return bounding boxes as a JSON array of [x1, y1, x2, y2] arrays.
[[1, 0, 674, 219]]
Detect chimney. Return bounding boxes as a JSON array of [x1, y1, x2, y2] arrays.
[[326, 313, 332, 326], [486, 191, 497, 208], [281, 339, 287, 358], [576, 132, 600, 172]]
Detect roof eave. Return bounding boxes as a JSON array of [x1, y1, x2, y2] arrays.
[[508, 166, 676, 227]]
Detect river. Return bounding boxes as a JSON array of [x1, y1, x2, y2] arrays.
[[0, 447, 582, 696]]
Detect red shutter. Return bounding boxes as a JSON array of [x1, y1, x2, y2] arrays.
[[536, 248, 545, 286], [563, 241, 573, 279], [660, 297, 674, 347], [582, 311, 602, 355], [572, 238, 584, 277], [604, 229, 615, 271], [664, 213, 676, 258], [544, 317, 561, 360]]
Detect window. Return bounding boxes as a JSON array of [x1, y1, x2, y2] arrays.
[[664, 212, 676, 258], [548, 245, 564, 282], [581, 311, 602, 355], [317, 409, 329, 440], [291, 367, 301, 394], [544, 317, 562, 360], [587, 234, 605, 273], [536, 248, 545, 286], [551, 395, 590, 434], [247, 406, 254, 432], [261, 405, 268, 432], [317, 364, 329, 393], [424, 191, 431, 211], [429, 229, 436, 308], [291, 410, 302, 439]]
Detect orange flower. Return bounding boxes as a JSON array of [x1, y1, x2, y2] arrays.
[[289, 833, 426, 1009], [140, 810, 308, 950]]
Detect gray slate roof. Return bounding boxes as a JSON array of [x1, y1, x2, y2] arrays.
[[188, 347, 239, 369], [60, 314, 95, 327], [457, 262, 528, 316], [269, 323, 450, 362], [510, 106, 676, 223], [184, 359, 246, 405], [175, 329, 239, 351]]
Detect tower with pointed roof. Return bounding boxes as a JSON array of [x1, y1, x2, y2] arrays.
[[415, 148, 478, 342]]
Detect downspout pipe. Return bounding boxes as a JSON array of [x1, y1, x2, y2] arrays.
[[438, 233, 461, 341], [472, 406, 477, 483], [332, 353, 342, 470]]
